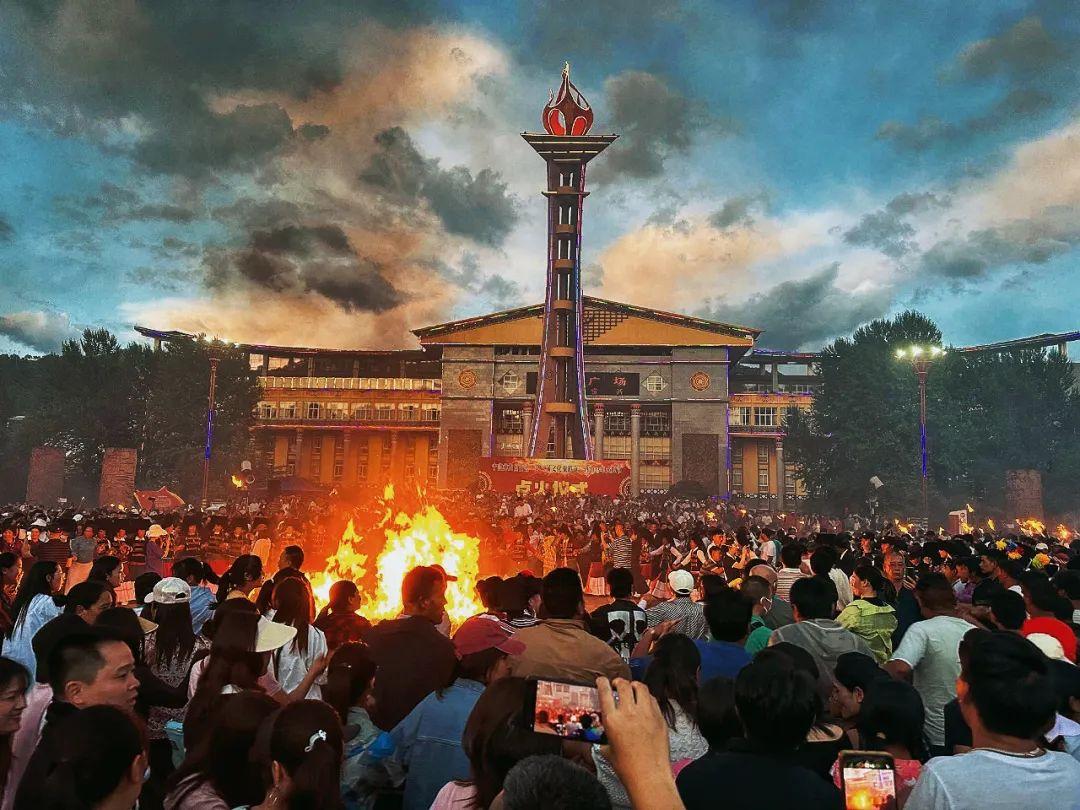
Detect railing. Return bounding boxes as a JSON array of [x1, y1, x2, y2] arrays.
[[260, 376, 442, 392], [729, 423, 784, 433], [257, 412, 440, 425]]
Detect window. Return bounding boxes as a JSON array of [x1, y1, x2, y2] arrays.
[[642, 410, 670, 436], [353, 403, 374, 420], [498, 370, 522, 394], [259, 402, 278, 419], [603, 435, 631, 459], [399, 403, 419, 421], [249, 354, 265, 372], [753, 407, 776, 427], [428, 434, 439, 485], [730, 406, 751, 426], [404, 435, 416, 482], [267, 356, 291, 371], [639, 465, 671, 490], [381, 435, 393, 473], [732, 451, 743, 492], [757, 443, 770, 462], [604, 411, 630, 435], [376, 404, 394, 420], [785, 466, 797, 499], [757, 442, 770, 492], [286, 436, 297, 476], [332, 437, 344, 481], [495, 434, 523, 455], [640, 436, 670, 461], [758, 467, 770, 490], [306, 402, 322, 419], [793, 384, 815, 395], [278, 402, 297, 419], [497, 408, 523, 434], [422, 405, 440, 422], [356, 438, 369, 482], [643, 372, 667, 393], [324, 402, 349, 421], [309, 435, 322, 477]]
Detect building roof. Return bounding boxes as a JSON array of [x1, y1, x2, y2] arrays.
[[132, 326, 427, 358], [412, 296, 761, 344]]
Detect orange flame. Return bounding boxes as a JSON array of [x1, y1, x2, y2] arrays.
[[986, 518, 996, 531], [1056, 524, 1073, 543], [1017, 517, 1046, 535], [310, 493, 484, 627], [230, 475, 244, 488]]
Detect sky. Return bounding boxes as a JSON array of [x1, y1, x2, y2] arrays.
[[1, 0, 1079, 354]]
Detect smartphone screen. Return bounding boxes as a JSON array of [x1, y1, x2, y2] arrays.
[[529, 678, 606, 743], [840, 751, 897, 810]]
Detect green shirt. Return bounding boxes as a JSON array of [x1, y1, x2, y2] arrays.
[[745, 615, 772, 655]]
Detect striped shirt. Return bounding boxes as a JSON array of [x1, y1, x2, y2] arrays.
[[645, 597, 710, 640], [776, 568, 808, 603], [608, 536, 634, 570]]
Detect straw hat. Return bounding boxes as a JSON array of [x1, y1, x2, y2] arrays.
[[255, 618, 297, 653]]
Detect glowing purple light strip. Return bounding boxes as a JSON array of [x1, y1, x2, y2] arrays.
[[574, 161, 592, 460]]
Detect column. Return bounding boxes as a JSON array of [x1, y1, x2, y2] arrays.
[[593, 403, 605, 460], [294, 430, 304, 477], [521, 402, 533, 457], [771, 363, 780, 393], [630, 404, 641, 497], [775, 439, 785, 511]]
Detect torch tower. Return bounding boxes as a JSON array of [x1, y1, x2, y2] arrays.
[[524, 64, 616, 458]]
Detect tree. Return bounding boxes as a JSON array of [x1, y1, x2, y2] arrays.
[[785, 310, 1080, 517]]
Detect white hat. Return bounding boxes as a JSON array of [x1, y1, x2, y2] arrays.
[[1035, 542, 1049, 551], [72, 514, 83, 522], [668, 569, 695, 594], [255, 618, 297, 653], [146, 524, 168, 538], [30, 518, 47, 528], [144, 577, 191, 605], [138, 616, 159, 635], [1027, 633, 1068, 662]]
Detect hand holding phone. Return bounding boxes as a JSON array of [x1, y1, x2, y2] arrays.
[[840, 750, 897, 810], [527, 678, 607, 744]]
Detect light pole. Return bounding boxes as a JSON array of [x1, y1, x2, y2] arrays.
[[895, 345, 944, 527], [201, 349, 222, 508]]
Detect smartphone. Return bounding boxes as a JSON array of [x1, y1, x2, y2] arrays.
[[526, 678, 607, 744], [839, 750, 897, 810]]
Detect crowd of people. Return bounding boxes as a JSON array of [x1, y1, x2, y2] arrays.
[[0, 490, 1076, 808]]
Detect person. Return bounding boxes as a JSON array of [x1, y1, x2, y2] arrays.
[[392, 616, 523, 810], [2, 561, 64, 681], [365, 566, 457, 730], [216, 555, 264, 602], [275, 545, 317, 620], [989, 589, 1027, 632], [748, 563, 795, 629], [429, 678, 562, 810], [500, 574, 542, 629], [34, 705, 146, 810], [644, 570, 708, 641], [694, 676, 740, 753], [496, 755, 612, 810], [63, 580, 114, 625], [674, 653, 842, 809], [828, 651, 889, 732], [906, 630, 1080, 809], [507, 568, 631, 684], [837, 564, 898, 663], [0, 658, 27, 800], [313, 580, 372, 651], [0, 555, 22, 638], [66, 527, 96, 593], [248, 700, 345, 810], [170, 557, 215, 635], [14, 630, 141, 810], [269, 577, 328, 699], [594, 634, 707, 809], [87, 556, 122, 601], [145, 524, 168, 577], [885, 573, 976, 756], [165, 691, 281, 809], [811, 547, 853, 610], [775, 543, 808, 603], [738, 576, 774, 654], [884, 551, 923, 645], [589, 568, 646, 661], [831, 679, 927, 806], [769, 575, 873, 695]]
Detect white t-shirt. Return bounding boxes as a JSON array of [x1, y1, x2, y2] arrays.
[[270, 624, 328, 699], [906, 749, 1080, 810], [889, 615, 975, 748]]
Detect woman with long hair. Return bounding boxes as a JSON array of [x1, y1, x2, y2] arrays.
[[87, 556, 123, 601], [593, 634, 708, 809], [837, 564, 898, 663], [62, 581, 114, 625], [254, 700, 345, 810], [313, 581, 372, 651], [0, 658, 28, 800], [431, 678, 561, 810], [35, 705, 146, 810], [165, 691, 280, 809], [0, 556, 22, 637], [1, 561, 63, 681], [216, 555, 264, 602], [271, 578, 328, 699]]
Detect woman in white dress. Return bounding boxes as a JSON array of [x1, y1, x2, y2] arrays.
[[268, 576, 327, 700], [2, 561, 65, 681]]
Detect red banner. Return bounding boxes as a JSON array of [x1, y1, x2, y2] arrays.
[[478, 457, 631, 497], [134, 487, 186, 512]]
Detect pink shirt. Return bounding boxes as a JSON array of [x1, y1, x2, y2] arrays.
[[430, 781, 478, 809]]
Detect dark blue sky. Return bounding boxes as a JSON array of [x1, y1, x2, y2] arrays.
[[1, 0, 1078, 353]]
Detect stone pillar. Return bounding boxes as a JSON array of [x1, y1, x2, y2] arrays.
[[775, 439, 785, 511], [1005, 470, 1044, 520], [99, 448, 138, 508], [521, 403, 533, 458], [593, 403, 605, 460], [26, 447, 64, 505], [630, 404, 642, 497]]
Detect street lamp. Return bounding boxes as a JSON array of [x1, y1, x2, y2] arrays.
[[895, 345, 945, 527], [201, 347, 223, 508]]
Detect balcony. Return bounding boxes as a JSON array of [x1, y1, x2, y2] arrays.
[[260, 376, 441, 392], [254, 410, 440, 429], [728, 423, 784, 435]]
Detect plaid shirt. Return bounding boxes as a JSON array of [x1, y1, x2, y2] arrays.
[[644, 596, 710, 640]]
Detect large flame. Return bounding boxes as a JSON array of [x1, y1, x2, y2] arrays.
[[1017, 517, 1046, 535], [310, 495, 484, 627]]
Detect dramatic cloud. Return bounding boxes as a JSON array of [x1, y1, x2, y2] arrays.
[[920, 220, 1074, 280], [591, 71, 730, 182], [954, 16, 1062, 80], [0, 310, 80, 353], [843, 191, 949, 258], [703, 264, 892, 349], [709, 194, 769, 230], [359, 127, 518, 246]]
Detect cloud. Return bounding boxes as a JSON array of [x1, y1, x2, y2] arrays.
[[0, 215, 12, 242], [0, 310, 80, 353], [591, 71, 731, 182], [843, 211, 916, 258], [520, 0, 684, 63], [920, 218, 1075, 280], [884, 191, 951, 216], [954, 17, 1062, 80], [359, 127, 518, 247], [703, 264, 892, 349], [709, 193, 769, 230]]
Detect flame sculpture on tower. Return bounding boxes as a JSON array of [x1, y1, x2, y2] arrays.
[[524, 64, 617, 458]]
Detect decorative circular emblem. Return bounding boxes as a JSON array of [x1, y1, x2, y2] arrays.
[[458, 369, 477, 389], [690, 372, 711, 391]]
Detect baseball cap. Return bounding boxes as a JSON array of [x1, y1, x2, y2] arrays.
[[453, 616, 526, 658], [668, 569, 695, 594], [144, 577, 191, 605], [1023, 617, 1077, 663], [431, 564, 458, 583]]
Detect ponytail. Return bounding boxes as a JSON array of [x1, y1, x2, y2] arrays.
[[266, 700, 344, 810]]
